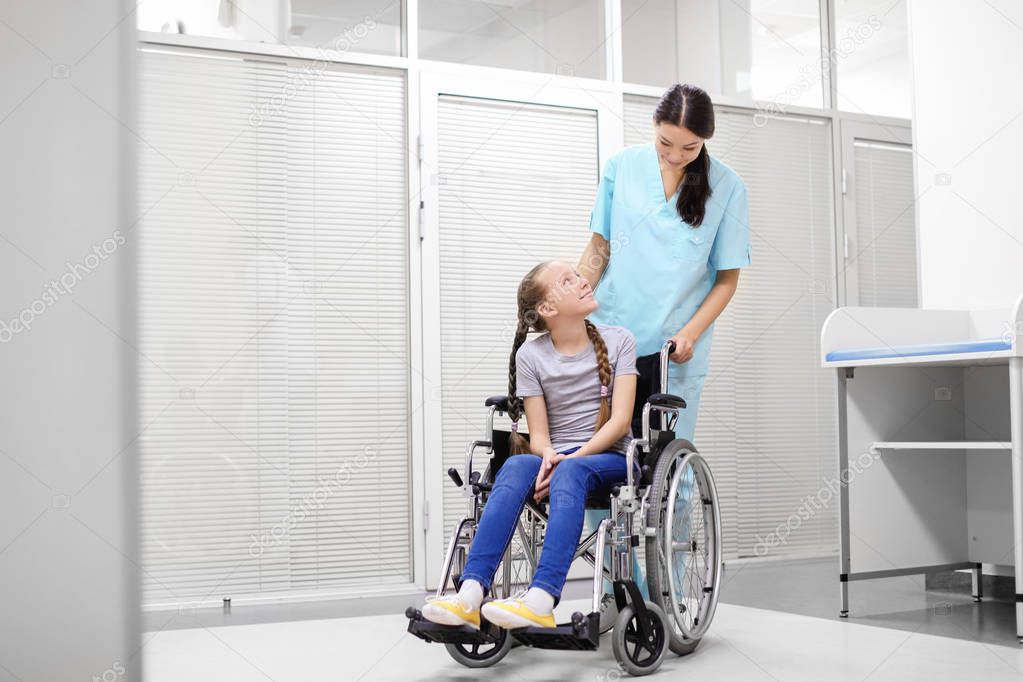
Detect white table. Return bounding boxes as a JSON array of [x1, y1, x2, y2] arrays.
[[820, 295, 1023, 640]]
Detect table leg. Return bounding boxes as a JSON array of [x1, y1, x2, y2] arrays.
[[1009, 358, 1023, 641], [837, 368, 851, 618]]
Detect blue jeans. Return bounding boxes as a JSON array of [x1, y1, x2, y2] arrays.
[[461, 447, 632, 601]]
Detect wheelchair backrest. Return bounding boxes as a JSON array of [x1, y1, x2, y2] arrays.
[[631, 350, 667, 437]]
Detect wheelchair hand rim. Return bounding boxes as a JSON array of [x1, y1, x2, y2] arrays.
[[660, 449, 722, 641]]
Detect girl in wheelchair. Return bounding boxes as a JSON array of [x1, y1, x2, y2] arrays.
[[422, 259, 640, 631]]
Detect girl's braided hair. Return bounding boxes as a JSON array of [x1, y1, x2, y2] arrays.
[[507, 262, 613, 455]]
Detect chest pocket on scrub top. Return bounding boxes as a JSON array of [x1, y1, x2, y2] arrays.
[[670, 224, 714, 263]]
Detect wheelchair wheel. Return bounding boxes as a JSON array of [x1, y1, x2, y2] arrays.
[[611, 601, 668, 676], [443, 627, 512, 668], [644, 439, 723, 656]]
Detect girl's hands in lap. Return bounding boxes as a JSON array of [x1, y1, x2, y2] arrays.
[[533, 447, 557, 503], [533, 449, 572, 503]]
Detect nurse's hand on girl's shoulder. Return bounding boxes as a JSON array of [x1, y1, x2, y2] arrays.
[[669, 329, 698, 363]]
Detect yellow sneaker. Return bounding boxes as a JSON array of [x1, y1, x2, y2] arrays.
[[421, 595, 480, 630], [481, 593, 556, 629]]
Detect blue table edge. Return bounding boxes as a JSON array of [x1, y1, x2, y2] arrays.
[[825, 338, 1012, 362]]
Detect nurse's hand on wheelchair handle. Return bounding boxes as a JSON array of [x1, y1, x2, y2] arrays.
[[668, 330, 696, 363]]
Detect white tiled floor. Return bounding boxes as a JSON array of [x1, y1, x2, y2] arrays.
[[144, 599, 1023, 681]]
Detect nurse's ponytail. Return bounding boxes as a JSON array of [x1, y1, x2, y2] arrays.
[[654, 83, 714, 228]]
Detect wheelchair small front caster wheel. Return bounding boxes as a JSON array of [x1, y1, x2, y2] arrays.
[[611, 601, 668, 676], [444, 628, 512, 668]]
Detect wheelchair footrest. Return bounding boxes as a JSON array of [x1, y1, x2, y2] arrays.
[[510, 612, 600, 651], [405, 608, 502, 646]]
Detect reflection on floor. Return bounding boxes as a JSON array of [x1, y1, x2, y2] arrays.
[[143, 555, 1023, 681], [719, 555, 1018, 648]]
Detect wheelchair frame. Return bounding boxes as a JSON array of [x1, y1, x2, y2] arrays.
[[407, 341, 722, 675]]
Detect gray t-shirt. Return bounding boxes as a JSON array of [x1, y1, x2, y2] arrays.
[[515, 323, 639, 455]]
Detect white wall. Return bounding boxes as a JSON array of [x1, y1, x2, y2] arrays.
[[908, 0, 1023, 310], [619, 0, 723, 90], [0, 1, 138, 679], [680, 0, 724, 93], [419, 0, 606, 79]]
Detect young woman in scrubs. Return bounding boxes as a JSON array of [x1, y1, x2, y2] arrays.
[[577, 83, 751, 605]]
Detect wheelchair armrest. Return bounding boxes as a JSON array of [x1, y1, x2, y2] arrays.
[[484, 395, 509, 412], [648, 393, 687, 410]]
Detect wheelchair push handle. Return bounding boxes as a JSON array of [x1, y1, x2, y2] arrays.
[[660, 340, 676, 394]]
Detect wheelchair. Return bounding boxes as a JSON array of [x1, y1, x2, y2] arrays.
[[406, 341, 723, 676]]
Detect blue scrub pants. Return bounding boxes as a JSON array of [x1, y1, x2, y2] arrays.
[[583, 371, 707, 599]]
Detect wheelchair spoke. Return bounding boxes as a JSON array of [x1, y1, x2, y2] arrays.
[[651, 450, 721, 643], [654, 449, 721, 642], [679, 551, 697, 627], [673, 552, 692, 623], [665, 460, 714, 633], [684, 551, 701, 607]]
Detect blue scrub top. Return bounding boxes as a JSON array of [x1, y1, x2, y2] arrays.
[[587, 142, 751, 378]]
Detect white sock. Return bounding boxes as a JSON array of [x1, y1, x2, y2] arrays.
[[522, 586, 554, 615], [457, 579, 484, 610]]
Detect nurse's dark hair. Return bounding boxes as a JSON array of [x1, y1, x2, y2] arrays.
[[654, 83, 714, 227], [507, 261, 613, 456]]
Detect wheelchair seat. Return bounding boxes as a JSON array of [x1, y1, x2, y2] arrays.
[[485, 428, 642, 510], [483, 347, 682, 503]]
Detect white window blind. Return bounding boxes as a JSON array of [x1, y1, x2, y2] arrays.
[[853, 140, 917, 308], [625, 95, 839, 559], [138, 46, 409, 605], [435, 96, 598, 538], [284, 60, 409, 591]]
